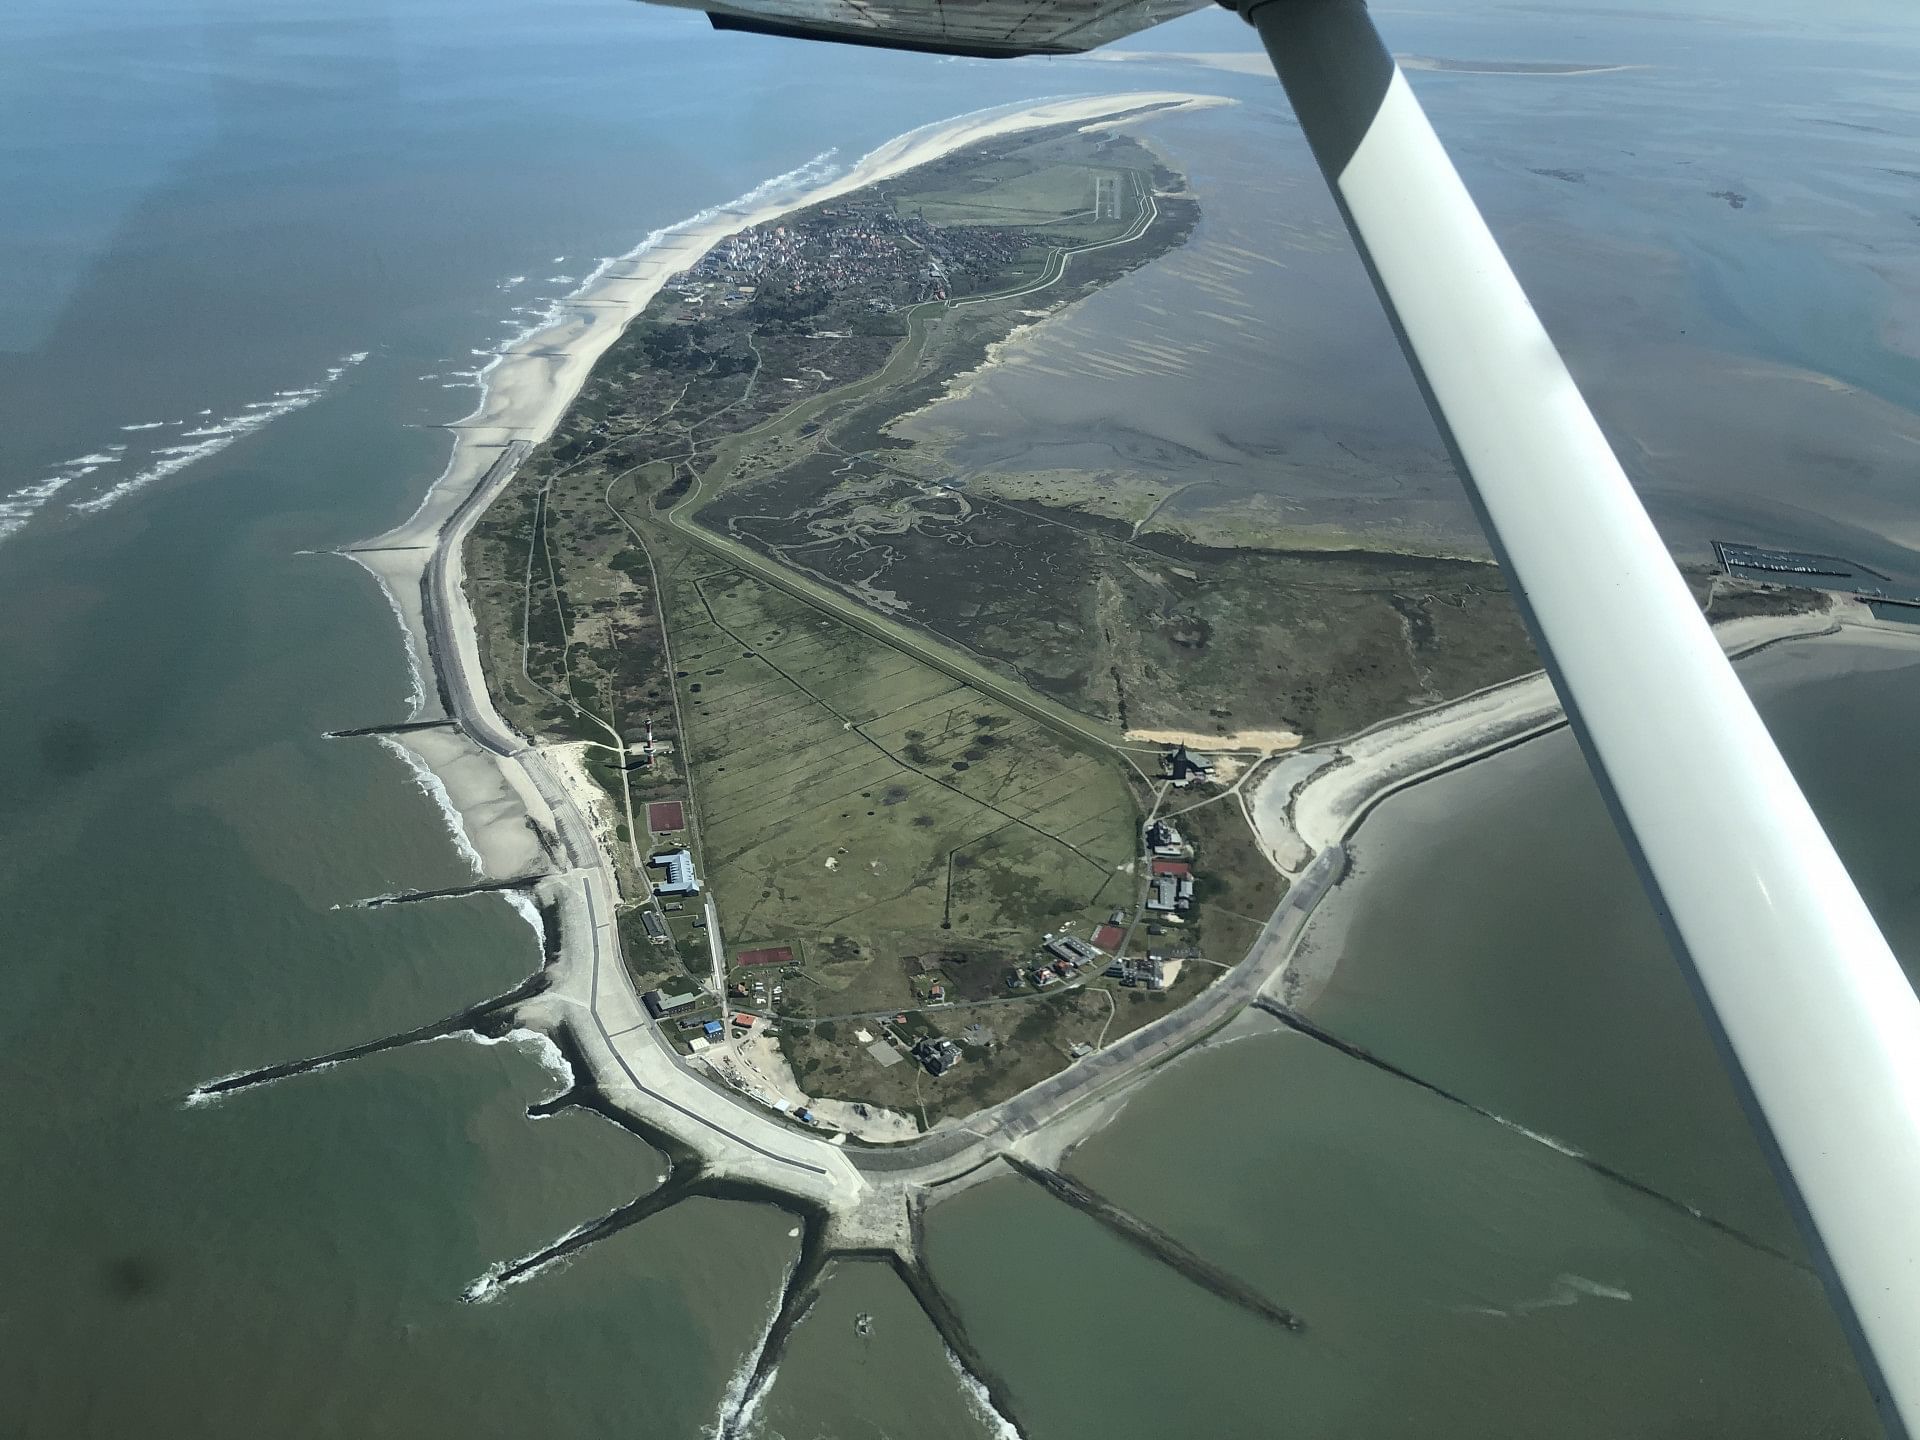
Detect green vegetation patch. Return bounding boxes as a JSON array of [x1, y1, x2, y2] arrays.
[[666, 563, 1139, 1019]]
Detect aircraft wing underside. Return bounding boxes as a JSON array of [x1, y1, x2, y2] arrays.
[[640, 0, 1213, 58]]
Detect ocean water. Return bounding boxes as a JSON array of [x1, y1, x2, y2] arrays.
[[916, 634, 1920, 1439], [4, 0, 1919, 1435], [906, 6, 1920, 571], [1295, 632, 1920, 1251], [0, 1, 1183, 1432], [926, 1033, 1876, 1438]]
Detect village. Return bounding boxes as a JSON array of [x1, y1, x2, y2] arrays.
[[683, 196, 1041, 310], [620, 740, 1227, 1138]]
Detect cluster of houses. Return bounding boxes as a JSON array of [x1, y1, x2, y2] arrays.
[[1105, 955, 1168, 990], [682, 200, 1039, 310], [1143, 819, 1198, 914], [1012, 930, 1106, 991], [638, 747, 1225, 1092]]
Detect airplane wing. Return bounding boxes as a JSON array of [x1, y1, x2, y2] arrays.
[[623, 0, 1920, 1428], [642, 0, 1212, 58]]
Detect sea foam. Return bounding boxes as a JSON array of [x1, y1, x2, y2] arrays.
[[1, 450, 122, 541], [708, 1282, 789, 1440], [334, 549, 427, 712], [462, 1208, 597, 1303], [182, 1057, 344, 1109], [374, 733, 484, 874], [946, 1348, 1024, 1439], [66, 351, 369, 519], [442, 1025, 575, 1102]]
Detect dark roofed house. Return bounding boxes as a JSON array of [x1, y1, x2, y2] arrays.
[[1042, 932, 1103, 967], [1161, 745, 1212, 787], [1145, 819, 1188, 857], [913, 1036, 962, 1077], [1105, 956, 1167, 990]]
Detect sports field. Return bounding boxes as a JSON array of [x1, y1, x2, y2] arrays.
[[671, 564, 1140, 1011]]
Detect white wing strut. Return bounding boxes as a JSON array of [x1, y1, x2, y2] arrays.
[[1231, 0, 1920, 1428]]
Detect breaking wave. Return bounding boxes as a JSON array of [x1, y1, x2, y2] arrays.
[[462, 1213, 596, 1303], [947, 1348, 1023, 1439], [182, 1057, 343, 1109], [374, 733, 484, 874], [1, 458, 108, 541], [707, 1269, 796, 1440], [61, 351, 369, 521], [1461, 1272, 1634, 1320], [339, 551, 428, 713], [446, 1025, 575, 1102]]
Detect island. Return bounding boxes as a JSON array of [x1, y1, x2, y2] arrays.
[[453, 97, 1547, 1138], [192, 91, 1839, 1435]]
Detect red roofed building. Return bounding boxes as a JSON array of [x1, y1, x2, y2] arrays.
[[1151, 859, 1192, 878]]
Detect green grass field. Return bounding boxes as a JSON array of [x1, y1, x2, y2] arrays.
[[893, 158, 1136, 247], [667, 564, 1140, 1015]]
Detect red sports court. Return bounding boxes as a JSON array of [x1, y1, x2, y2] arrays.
[[737, 946, 793, 969], [647, 800, 685, 832]]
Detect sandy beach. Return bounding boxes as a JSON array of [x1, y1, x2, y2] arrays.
[[1126, 724, 1302, 753]]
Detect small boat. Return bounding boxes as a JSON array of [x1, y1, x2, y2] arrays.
[[854, 1312, 873, 1338]]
